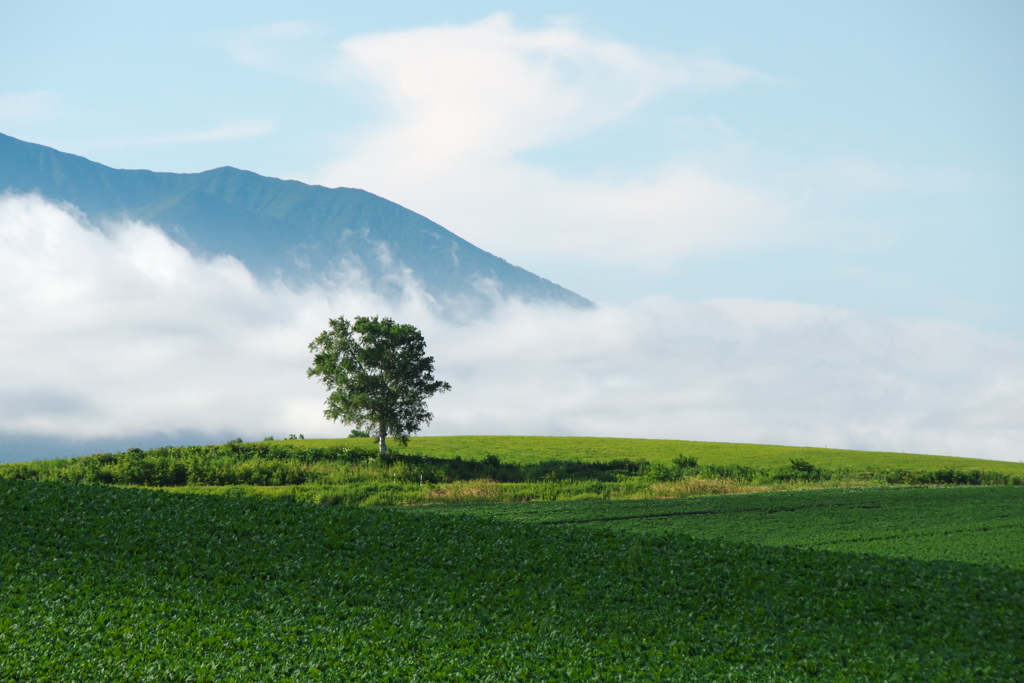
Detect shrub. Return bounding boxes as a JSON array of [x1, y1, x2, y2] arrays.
[[646, 463, 676, 481], [673, 455, 699, 469]]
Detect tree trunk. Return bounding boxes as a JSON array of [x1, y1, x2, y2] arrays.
[[378, 425, 388, 464]]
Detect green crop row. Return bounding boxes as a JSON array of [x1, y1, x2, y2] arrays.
[[415, 486, 1024, 570], [2, 478, 1022, 680]]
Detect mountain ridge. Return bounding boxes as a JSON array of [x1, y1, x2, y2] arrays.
[[0, 132, 590, 313]]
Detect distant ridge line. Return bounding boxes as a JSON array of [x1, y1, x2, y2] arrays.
[[0, 132, 591, 313]]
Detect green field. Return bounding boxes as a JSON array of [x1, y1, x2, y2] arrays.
[[414, 486, 1024, 569], [302, 435, 1024, 473], [4, 436, 1023, 678], [2, 478, 1022, 681]]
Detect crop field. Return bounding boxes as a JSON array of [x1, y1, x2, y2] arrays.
[[2, 478, 1023, 681], [415, 486, 1024, 569]]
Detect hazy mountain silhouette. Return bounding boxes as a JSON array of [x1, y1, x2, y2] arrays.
[[0, 132, 590, 314]]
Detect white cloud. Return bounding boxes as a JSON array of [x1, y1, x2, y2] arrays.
[[808, 157, 977, 194], [99, 120, 276, 148], [315, 14, 783, 267], [224, 21, 316, 67], [0, 91, 60, 122], [425, 297, 1024, 461], [332, 14, 754, 157], [221, 21, 332, 78], [0, 194, 317, 438], [171, 120, 276, 144], [2, 194, 1021, 461]]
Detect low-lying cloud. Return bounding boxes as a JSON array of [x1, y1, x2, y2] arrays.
[[1, 193, 1021, 462]]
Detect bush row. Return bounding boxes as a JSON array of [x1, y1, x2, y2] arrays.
[[2, 446, 1020, 489]]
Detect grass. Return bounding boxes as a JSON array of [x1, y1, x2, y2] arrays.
[[2, 478, 1022, 681], [298, 435, 1024, 473], [411, 486, 1024, 570], [136, 476, 846, 508]]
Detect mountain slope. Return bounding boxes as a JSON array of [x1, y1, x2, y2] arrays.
[[0, 132, 590, 312]]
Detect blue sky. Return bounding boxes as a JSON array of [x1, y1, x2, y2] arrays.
[[1, 1, 1022, 459]]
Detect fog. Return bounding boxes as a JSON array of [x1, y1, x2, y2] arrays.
[[1, 193, 1021, 463]]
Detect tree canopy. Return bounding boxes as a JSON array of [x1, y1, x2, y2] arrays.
[[307, 316, 451, 460]]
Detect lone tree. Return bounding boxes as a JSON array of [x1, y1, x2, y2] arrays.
[[307, 315, 451, 461]]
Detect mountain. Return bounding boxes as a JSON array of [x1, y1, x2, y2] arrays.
[[0, 133, 590, 313]]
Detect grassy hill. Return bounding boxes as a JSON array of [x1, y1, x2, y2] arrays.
[[3, 436, 1021, 508], [2, 478, 1021, 680], [294, 434, 1024, 473]]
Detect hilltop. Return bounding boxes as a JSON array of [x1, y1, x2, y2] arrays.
[[288, 435, 1024, 473]]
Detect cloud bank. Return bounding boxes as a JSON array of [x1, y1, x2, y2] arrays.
[[2, 193, 1021, 462]]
